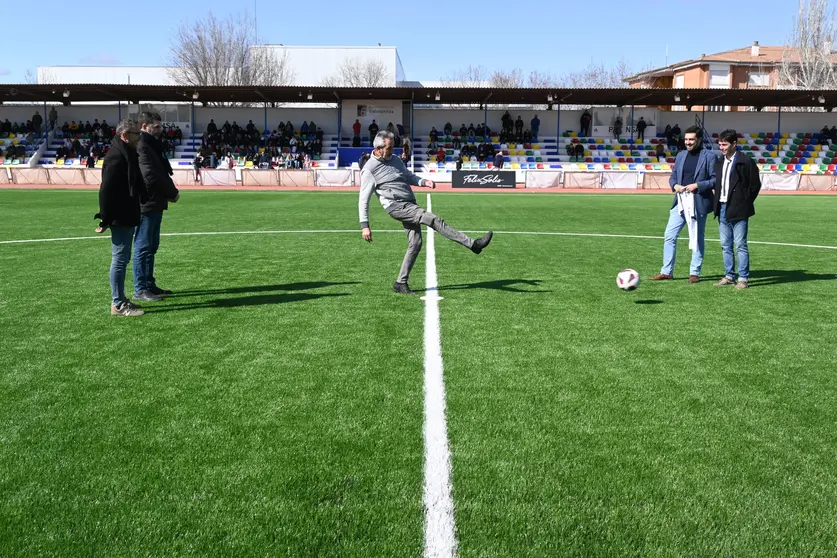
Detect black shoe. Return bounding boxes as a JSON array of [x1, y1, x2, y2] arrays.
[[392, 282, 416, 295], [470, 231, 494, 254], [150, 285, 173, 295], [133, 290, 164, 302]]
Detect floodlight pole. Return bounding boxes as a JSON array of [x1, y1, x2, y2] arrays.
[[777, 106, 782, 139], [263, 101, 268, 146], [190, 101, 195, 141], [118, 100, 122, 122], [630, 105, 635, 143], [556, 104, 561, 140], [410, 99, 415, 171]]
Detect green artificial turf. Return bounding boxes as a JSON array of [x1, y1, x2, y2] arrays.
[[0, 189, 835, 556]]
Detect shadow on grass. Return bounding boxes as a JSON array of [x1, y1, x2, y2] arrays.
[[420, 279, 550, 293], [747, 269, 837, 287], [635, 300, 664, 305], [149, 292, 350, 313], [165, 281, 360, 298]]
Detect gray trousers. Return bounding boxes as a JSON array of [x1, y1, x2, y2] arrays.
[[386, 201, 474, 284]]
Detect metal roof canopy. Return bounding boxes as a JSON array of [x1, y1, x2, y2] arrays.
[[0, 84, 835, 109]]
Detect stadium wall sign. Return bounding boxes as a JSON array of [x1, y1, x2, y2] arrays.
[[452, 170, 516, 188]]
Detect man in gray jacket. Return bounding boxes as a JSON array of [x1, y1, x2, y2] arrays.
[[359, 131, 493, 294]]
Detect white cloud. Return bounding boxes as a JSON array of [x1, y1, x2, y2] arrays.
[[0, 67, 10, 76]]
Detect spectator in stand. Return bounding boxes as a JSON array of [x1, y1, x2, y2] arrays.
[[31, 111, 43, 135], [300, 121, 309, 137], [429, 127, 439, 142], [396, 123, 405, 137], [580, 109, 592, 137], [352, 134, 361, 147], [493, 150, 504, 169], [86, 144, 97, 168], [830, 125, 837, 144], [530, 115, 540, 141], [443, 122, 452, 136], [402, 136, 411, 159], [359, 151, 370, 169], [437, 147, 446, 163], [522, 129, 532, 143], [96, 118, 145, 317], [655, 142, 666, 162], [455, 153, 463, 170], [459, 124, 467, 138], [613, 116, 623, 140], [133, 112, 179, 302], [48, 107, 58, 131], [386, 122, 395, 136], [476, 124, 485, 138], [368, 120, 379, 144], [566, 142, 576, 161], [574, 143, 584, 161], [206, 119, 218, 134], [501, 111, 512, 133], [637, 117, 647, 142], [452, 135, 462, 149], [515, 116, 524, 138], [468, 123, 476, 138], [353, 119, 362, 138]]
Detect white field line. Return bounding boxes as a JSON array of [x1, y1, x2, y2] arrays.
[[0, 229, 835, 250], [421, 194, 458, 558]]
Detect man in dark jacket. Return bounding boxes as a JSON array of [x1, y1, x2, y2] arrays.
[[133, 112, 180, 302], [97, 118, 145, 316], [493, 151, 504, 169], [713, 128, 762, 289]]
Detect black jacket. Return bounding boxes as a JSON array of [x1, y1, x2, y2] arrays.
[[137, 132, 179, 213], [98, 139, 144, 227], [713, 152, 762, 223]]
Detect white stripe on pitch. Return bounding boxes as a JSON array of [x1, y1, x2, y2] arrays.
[[421, 195, 458, 558], [1, 229, 835, 251]]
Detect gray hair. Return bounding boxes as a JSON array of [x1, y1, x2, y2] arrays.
[[373, 130, 395, 149], [115, 118, 136, 137], [138, 111, 162, 127]]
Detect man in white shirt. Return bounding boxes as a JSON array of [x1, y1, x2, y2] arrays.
[[712, 129, 762, 289]]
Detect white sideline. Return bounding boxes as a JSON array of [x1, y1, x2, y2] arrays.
[[1, 229, 835, 250], [421, 195, 458, 558]]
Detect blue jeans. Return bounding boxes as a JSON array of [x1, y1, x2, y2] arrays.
[[661, 207, 708, 276], [110, 226, 134, 305], [133, 210, 164, 294], [718, 204, 750, 281]]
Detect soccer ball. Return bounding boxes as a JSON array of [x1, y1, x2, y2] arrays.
[[616, 269, 640, 291]]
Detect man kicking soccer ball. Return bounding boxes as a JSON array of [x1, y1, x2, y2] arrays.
[[359, 131, 493, 294]]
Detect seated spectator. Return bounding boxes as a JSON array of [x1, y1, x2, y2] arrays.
[[566, 142, 575, 160], [574, 143, 584, 160], [459, 124, 467, 137], [437, 147, 446, 162], [655, 143, 665, 162], [429, 127, 438, 142], [352, 134, 361, 147], [452, 136, 462, 149], [467, 123, 476, 138], [443, 122, 453, 136]]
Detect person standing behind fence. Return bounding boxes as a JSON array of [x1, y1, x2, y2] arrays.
[[96, 119, 145, 316], [133, 112, 179, 303], [493, 150, 505, 169], [637, 117, 647, 142]]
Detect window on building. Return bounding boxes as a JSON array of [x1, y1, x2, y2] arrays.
[[748, 71, 770, 87], [709, 68, 730, 88]]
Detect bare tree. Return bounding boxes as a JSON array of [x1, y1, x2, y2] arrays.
[[438, 65, 491, 107], [24, 68, 56, 84], [489, 68, 525, 89], [778, 0, 837, 111], [321, 57, 391, 87], [166, 11, 295, 105]]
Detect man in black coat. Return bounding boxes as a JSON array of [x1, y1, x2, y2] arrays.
[[713, 128, 762, 289], [493, 151, 505, 169], [133, 112, 180, 302], [97, 119, 145, 316]]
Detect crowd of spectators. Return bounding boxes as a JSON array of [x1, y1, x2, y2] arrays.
[[195, 119, 323, 169]]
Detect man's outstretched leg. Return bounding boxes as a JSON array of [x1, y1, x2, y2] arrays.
[[418, 210, 493, 253]]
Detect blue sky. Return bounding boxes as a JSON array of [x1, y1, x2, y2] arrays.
[[0, 0, 813, 84]]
